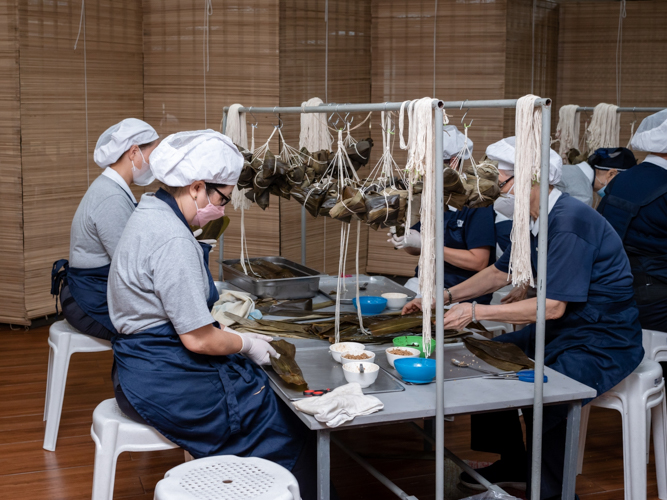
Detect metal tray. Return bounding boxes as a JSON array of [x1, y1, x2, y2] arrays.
[[318, 275, 416, 305], [220, 256, 325, 300], [263, 346, 405, 401]]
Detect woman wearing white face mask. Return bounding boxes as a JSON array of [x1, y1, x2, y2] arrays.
[[51, 118, 160, 341], [486, 137, 516, 258]]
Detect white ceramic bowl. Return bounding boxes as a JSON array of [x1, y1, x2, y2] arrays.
[[385, 346, 421, 368], [340, 350, 376, 366], [381, 292, 408, 310], [342, 362, 380, 388], [329, 342, 365, 363]]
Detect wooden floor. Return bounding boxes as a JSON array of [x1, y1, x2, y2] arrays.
[[0, 322, 660, 500]]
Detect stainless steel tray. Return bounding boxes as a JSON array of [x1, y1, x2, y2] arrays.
[[318, 275, 416, 305], [263, 345, 405, 401], [220, 256, 325, 299]]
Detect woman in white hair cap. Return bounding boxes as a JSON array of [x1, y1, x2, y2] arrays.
[[598, 109, 667, 332], [486, 137, 517, 257], [51, 118, 160, 341], [388, 125, 496, 304], [404, 151, 642, 498], [106, 130, 322, 497]]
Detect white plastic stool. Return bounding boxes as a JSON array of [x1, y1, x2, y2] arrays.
[[577, 359, 667, 500], [43, 320, 112, 451], [154, 455, 301, 500], [91, 398, 178, 500], [643, 329, 667, 363]]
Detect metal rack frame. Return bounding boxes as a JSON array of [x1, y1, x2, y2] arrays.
[[222, 97, 553, 500]]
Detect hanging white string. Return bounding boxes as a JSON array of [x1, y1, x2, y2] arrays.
[[225, 104, 248, 150], [587, 103, 620, 152], [74, 0, 90, 187], [508, 94, 542, 288], [202, 0, 213, 128], [555, 105, 580, 162], [300, 97, 333, 152], [354, 219, 370, 335], [616, 0, 627, 107]]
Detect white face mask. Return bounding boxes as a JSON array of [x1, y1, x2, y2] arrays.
[[494, 192, 515, 219], [131, 149, 155, 186]]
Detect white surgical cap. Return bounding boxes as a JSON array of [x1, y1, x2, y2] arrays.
[[94, 118, 158, 168], [629, 109, 667, 153], [485, 136, 562, 184], [443, 125, 474, 160], [150, 130, 243, 187]]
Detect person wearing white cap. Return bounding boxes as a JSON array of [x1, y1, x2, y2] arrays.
[[403, 144, 642, 498], [106, 130, 321, 498], [598, 109, 667, 332], [51, 118, 159, 341], [485, 137, 517, 257], [388, 126, 496, 305]]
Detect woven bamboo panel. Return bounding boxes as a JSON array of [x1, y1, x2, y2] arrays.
[[143, 0, 281, 278], [558, 0, 667, 161], [18, 0, 144, 320], [278, 0, 372, 275], [368, 0, 508, 276], [0, 0, 26, 325]]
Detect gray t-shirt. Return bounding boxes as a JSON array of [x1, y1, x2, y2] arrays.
[[69, 174, 136, 268], [108, 193, 213, 335]]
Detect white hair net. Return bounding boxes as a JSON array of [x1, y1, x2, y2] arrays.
[[486, 136, 562, 184], [629, 109, 667, 153], [149, 130, 244, 187], [94, 118, 158, 168], [443, 125, 474, 160]]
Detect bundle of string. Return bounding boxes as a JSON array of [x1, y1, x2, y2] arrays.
[[399, 97, 438, 358], [225, 103, 254, 210], [555, 104, 580, 162], [452, 125, 498, 206], [587, 103, 620, 153], [300, 97, 333, 152], [360, 111, 405, 193], [508, 94, 542, 288]]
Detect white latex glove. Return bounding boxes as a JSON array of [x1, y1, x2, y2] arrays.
[[228, 330, 278, 365], [386, 230, 422, 250]]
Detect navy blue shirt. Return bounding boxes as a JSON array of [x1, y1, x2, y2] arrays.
[[414, 205, 496, 304], [496, 193, 635, 305], [495, 219, 513, 255]]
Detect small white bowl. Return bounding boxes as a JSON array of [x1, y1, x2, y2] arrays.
[[381, 292, 408, 310], [340, 350, 376, 366], [329, 342, 365, 363], [385, 346, 421, 368], [342, 362, 380, 388]]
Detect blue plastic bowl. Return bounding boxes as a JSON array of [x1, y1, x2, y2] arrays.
[[352, 296, 387, 316], [394, 358, 436, 384]]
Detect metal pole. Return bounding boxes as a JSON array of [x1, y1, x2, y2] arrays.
[[301, 206, 307, 265], [219, 109, 229, 280], [530, 101, 552, 500], [575, 106, 665, 113], [221, 110, 228, 134], [434, 103, 445, 500]]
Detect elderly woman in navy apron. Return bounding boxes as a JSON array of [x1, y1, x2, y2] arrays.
[[403, 157, 643, 499], [389, 126, 496, 304], [107, 130, 320, 497], [598, 110, 667, 332], [52, 119, 160, 340]]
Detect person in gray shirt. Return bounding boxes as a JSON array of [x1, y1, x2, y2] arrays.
[[52, 118, 159, 341]]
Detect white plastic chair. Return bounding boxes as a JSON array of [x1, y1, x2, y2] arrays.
[[577, 359, 667, 500], [154, 455, 301, 500], [91, 398, 178, 500], [643, 329, 667, 363], [43, 320, 112, 451]]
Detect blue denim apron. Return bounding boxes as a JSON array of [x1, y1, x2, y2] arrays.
[[111, 189, 305, 468]]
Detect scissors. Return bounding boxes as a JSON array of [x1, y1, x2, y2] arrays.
[[484, 370, 548, 383]]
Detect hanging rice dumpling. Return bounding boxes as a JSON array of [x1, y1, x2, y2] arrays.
[[269, 340, 308, 389], [442, 168, 470, 209], [347, 138, 374, 169], [246, 187, 271, 210], [318, 191, 339, 218], [463, 337, 534, 372], [237, 162, 255, 189], [365, 193, 400, 225], [329, 188, 366, 221]]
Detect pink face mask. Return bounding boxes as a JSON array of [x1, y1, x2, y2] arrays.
[[193, 193, 226, 227]]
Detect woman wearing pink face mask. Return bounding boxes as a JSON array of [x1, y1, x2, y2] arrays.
[[106, 130, 315, 497]]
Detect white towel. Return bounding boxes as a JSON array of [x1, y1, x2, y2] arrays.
[[211, 290, 256, 326], [292, 383, 384, 428]]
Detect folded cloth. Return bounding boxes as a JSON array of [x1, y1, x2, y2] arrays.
[[292, 383, 384, 428], [211, 290, 256, 326]]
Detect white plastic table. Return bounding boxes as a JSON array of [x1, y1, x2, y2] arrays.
[[268, 338, 596, 500]]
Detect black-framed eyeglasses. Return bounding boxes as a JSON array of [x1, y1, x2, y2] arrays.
[[499, 175, 514, 188], [210, 187, 231, 207]]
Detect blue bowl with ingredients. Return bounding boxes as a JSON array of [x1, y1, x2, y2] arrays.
[[394, 358, 436, 384], [353, 296, 387, 316]]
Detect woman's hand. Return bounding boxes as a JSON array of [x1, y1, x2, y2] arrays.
[[501, 285, 528, 304], [402, 298, 423, 315], [442, 303, 474, 331]]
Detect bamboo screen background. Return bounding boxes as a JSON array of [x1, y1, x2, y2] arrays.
[[2, 0, 667, 324]]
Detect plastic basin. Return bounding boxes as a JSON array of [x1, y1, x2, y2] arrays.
[[352, 296, 387, 316], [393, 335, 436, 358], [394, 358, 436, 384]]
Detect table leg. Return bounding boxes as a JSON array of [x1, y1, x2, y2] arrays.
[[317, 429, 331, 500], [423, 418, 434, 452], [562, 401, 582, 500]]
